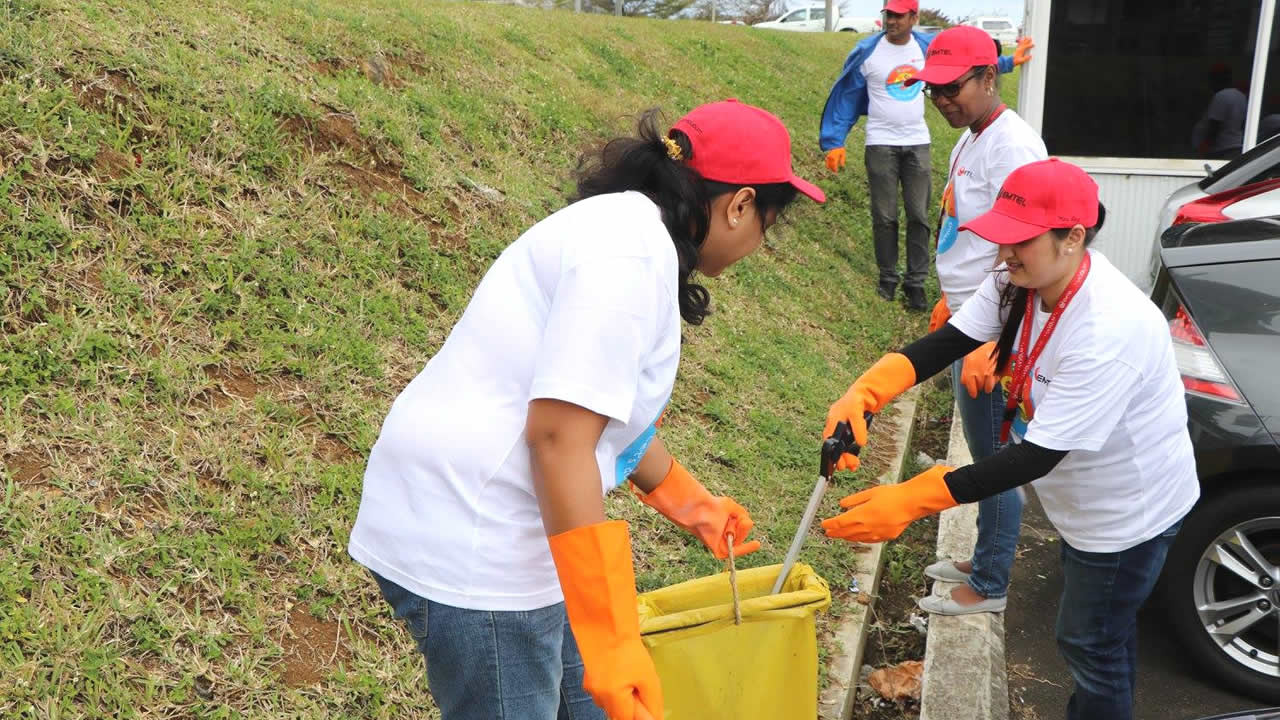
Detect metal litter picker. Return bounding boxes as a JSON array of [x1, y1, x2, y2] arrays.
[[634, 419, 867, 718], [770, 414, 869, 595]]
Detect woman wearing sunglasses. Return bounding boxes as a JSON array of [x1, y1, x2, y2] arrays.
[[822, 158, 1197, 720], [892, 25, 1049, 616]]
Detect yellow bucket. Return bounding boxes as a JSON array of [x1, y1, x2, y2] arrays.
[[637, 563, 831, 720]]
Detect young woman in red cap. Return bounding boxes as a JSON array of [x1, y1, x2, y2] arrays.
[[821, 158, 1198, 720], [348, 100, 824, 720], [884, 24, 1049, 616]]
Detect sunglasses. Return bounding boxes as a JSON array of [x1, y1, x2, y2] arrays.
[[924, 71, 978, 99]]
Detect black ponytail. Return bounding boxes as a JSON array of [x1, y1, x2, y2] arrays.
[[571, 108, 799, 326], [993, 203, 1107, 371]]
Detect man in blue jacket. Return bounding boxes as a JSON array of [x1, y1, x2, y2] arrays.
[[820, 1, 1030, 310]]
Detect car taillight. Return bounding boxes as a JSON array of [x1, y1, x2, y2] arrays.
[[1172, 177, 1280, 225], [1168, 303, 1243, 402]]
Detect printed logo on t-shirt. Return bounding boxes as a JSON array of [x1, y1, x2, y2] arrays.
[[886, 64, 922, 101], [614, 402, 669, 486], [1001, 368, 1046, 440], [938, 181, 958, 254]]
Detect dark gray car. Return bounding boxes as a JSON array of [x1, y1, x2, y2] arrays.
[[1151, 217, 1280, 703]]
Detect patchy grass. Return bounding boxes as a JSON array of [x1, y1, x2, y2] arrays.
[[0, 0, 1019, 716], [853, 377, 953, 719]]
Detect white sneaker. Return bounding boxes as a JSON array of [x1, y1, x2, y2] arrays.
[[917, 593, 1007, 616], [923, 559, 971, 583]]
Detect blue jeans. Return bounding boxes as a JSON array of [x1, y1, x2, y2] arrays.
[[951, 359, 1022, 599], [1057, 520, 1182, 720], [371, 572, 605, 720]]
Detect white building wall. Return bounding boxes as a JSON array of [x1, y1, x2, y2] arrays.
[[1084, 171, 1201, 292]]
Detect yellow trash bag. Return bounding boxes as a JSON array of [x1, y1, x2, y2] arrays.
[[637, 563, 831, 720]]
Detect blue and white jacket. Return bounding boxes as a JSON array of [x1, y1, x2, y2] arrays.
[[819, 31, 1015, 151]]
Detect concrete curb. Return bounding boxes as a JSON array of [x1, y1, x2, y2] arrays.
[[819, 386, 920, 720], [918, 404, 1009, 720]]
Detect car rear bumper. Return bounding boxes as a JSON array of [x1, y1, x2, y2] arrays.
[[1187, 392, 1280, 485]]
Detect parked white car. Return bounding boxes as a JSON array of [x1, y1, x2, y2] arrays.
[[753, 5, 827, 31], [962, 16, 1018, 48], [751, 5, 877, 33], [835, 15, 879, 33]]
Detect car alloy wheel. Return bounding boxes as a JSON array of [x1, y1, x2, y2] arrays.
[[1193, 516, 1280, 678]]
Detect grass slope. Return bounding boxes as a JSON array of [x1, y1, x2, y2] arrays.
[[0, 1, 1013, 716]]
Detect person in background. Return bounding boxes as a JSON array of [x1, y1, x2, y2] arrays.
[[821, 158, 1197, 720], [1258, 93, 1280, 143], [905, 25, 1047, 615], [1192, 63, 1247, 159], [348, 100, 824, 720], [819, 0, 1032, 311]]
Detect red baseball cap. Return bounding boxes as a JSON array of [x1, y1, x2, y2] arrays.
[[672, 99, 825, 203], [883, 0, 918, 13], [959, 159, 1100, 245], [905, 25, 997, 86]]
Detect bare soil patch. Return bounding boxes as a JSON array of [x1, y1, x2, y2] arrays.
[[280, 606, 351, 687], [5, 447, 53, 488]]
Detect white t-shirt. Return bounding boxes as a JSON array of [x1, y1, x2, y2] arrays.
[[860, 36, 930, 147], [950, 251, 1199, 552], [349, 191, 682, 611], [937, 111, 1047, 311], [1207, 87, 1247, 154]]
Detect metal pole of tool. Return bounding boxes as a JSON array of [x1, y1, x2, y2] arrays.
[[770, 414, 870, 595], [770, 475, 833, 595]]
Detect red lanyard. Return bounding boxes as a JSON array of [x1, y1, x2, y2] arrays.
[[1000, 252, 1092, 443], [939, 104, 1007, 244], [945, 104, 1007, 185]]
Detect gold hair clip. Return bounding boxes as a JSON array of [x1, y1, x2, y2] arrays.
[[661, 135, 684, 161]]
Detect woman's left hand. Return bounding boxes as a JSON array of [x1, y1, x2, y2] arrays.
[[702, 495, 763, 559], [633, 459, 762, 559], [1013, 37, 1034, 66], [821, 466, 958, 543]]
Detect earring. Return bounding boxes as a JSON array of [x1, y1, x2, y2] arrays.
[[987, 86, 994, 96], [731, 219, 738, 226]]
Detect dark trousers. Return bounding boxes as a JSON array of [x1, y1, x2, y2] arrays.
[[864, 143, 931, 289]]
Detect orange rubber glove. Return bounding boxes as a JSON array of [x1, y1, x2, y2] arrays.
[[549, 521, 662, 720], [824, 353, 917, 471], [1013, 37, 1034, 66], [927, 294, 951, 333], [821, 465, 957, 543], [825, 147, 847, 173], [632, 459, 761, 559], [960, 342, 999, 399]]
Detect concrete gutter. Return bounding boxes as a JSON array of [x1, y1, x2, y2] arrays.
[[819, 386, 920, 720], [918, 404, 1009, 720]]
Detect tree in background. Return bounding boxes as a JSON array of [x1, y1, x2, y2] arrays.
[[644, 0, 698, 16], [918, 8, 953, 27], [688, 0, 772, 23], [728, 0, 773, 23], [572, 0, 695, 16]]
